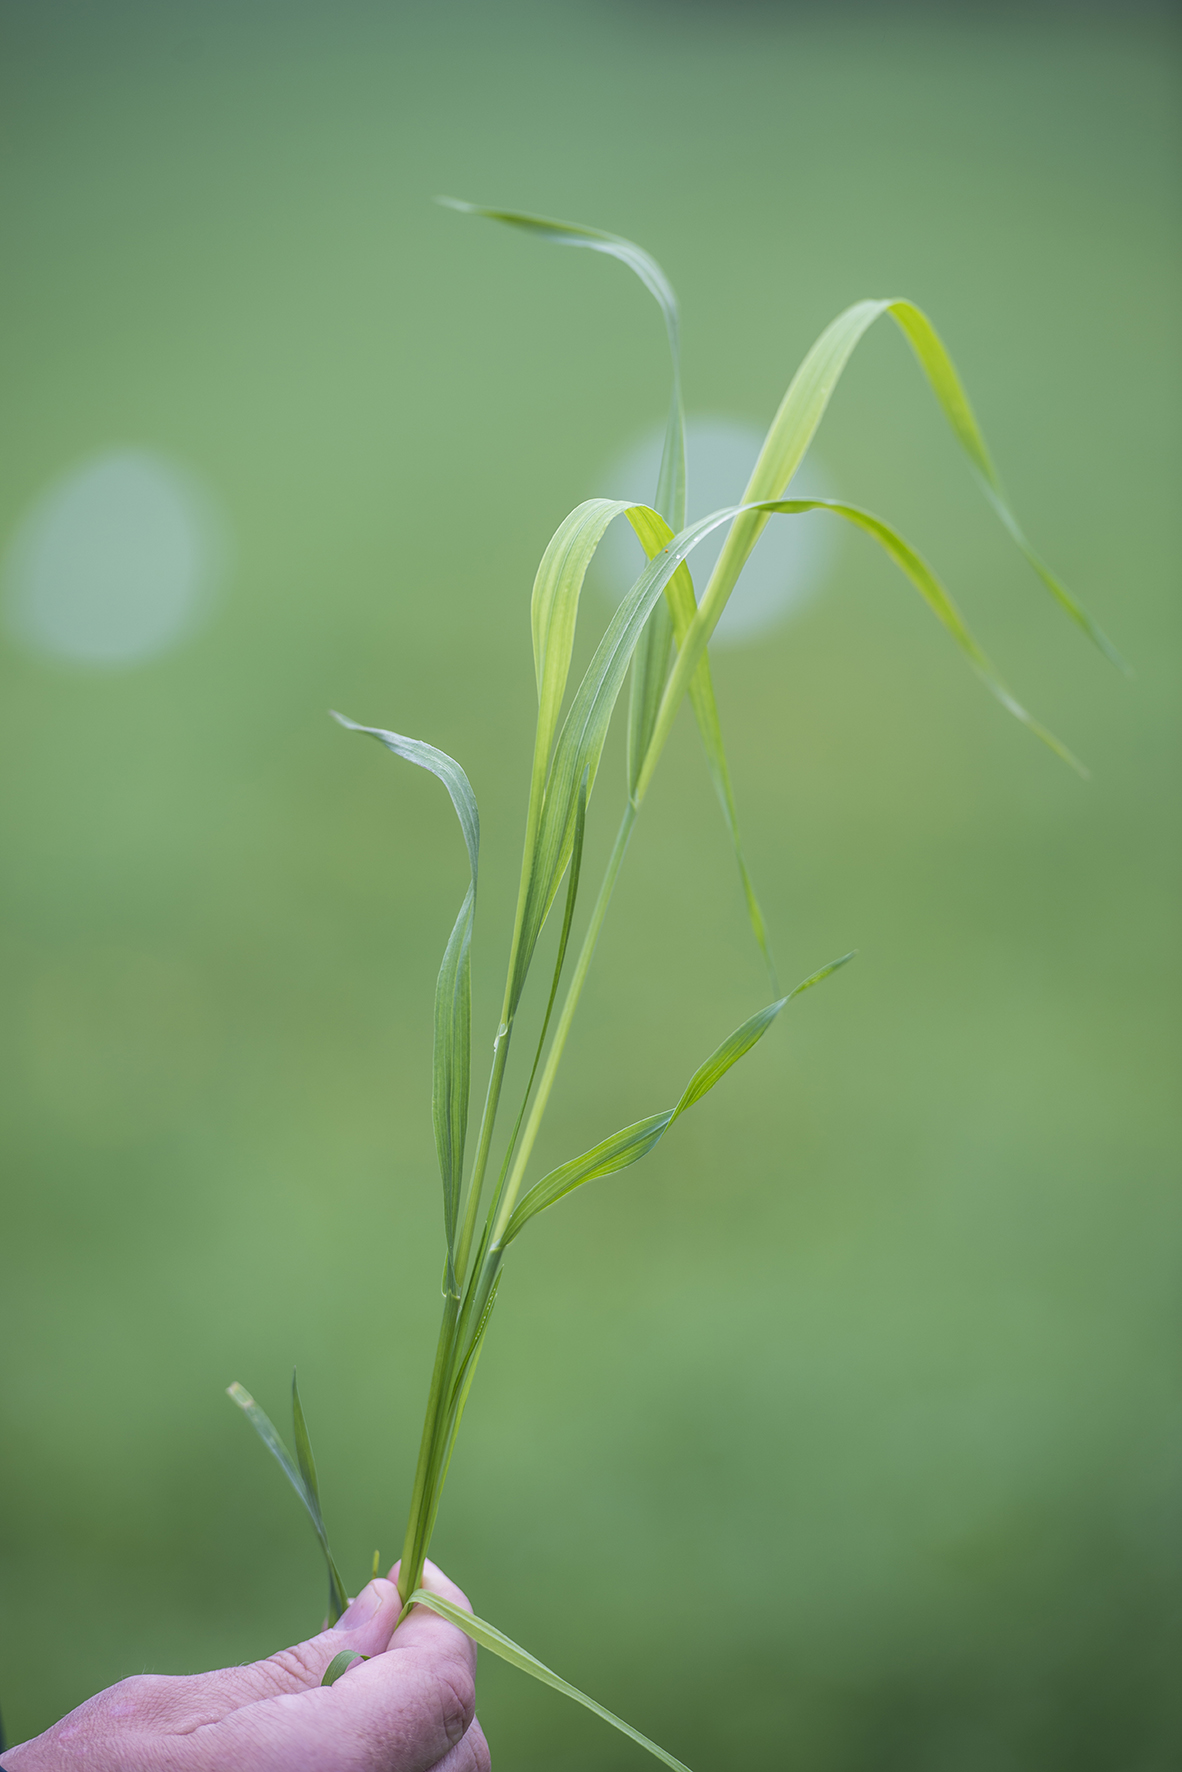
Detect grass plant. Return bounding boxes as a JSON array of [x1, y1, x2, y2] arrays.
[[229, 202, 1118, 1767]]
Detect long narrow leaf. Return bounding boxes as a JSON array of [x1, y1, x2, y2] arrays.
[[631, 494, 1084, 805], [530, 500, 634, 791], [653, 498, 1085, 782], [503, 498, 631, 1024], [405, 1590, 694, 1772], [227, 1382, 347, 1621], [502, 1113, 671, 1242], [332, 715, 479, 881], [503, 495, 792, 1050], [492, 474, 1076, 1248], [886, 301, 1127, 671], [439, 200, 686, 889], [501, 953, 853, 1244], [332, 714, 480, 1284], [447, 200, 781, 993], [627, 502, 778, 989], [514, 503, 759, 999], [291, 1370, 324, 1521], [717, 298, 1119, 663], [439, 198, 684, 527], [774, 499, 1087, 773], [641, 297, 1120, 797]]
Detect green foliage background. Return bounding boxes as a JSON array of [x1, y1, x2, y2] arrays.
[[0, 2, 1177, 1764]]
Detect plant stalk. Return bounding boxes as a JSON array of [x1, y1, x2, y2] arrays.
[[454, 1025, 513, 1289], [397, 1289, 461, 1605], [490, 799, 637, 1247]]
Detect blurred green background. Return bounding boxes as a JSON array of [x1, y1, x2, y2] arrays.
[[0, 1, 1178, 1765]]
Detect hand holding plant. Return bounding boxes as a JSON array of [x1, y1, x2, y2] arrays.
[[223, 201, 1119, 1769], [0, 1562, 487, 1772]]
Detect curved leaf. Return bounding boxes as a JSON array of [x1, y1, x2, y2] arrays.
[[500, 953, 853, 1246], [227, 1380, 347, 1622], [333, 713, 480, 1282], [405, 1589, 693, 1772], [641, 297, 1121, 797], [321, 1650, 369, 1687], [449, 202, 779, 994], [627, 502, 778, 988], [438, 199, 684, 527], [333, 714, 478, 883], [632, 496, 1086, 802]]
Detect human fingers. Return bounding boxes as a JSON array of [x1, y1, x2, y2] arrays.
[[1, 1575, 407, 1764], [191, 1577, 409, 1729], [430, 1716, 491, 1772], [382, 1559, 478, 1667], [169, 1562, 480, 1771], [194, 1577, 406, 1713], [172, 1609, 478, 1772], [0, 1567, 482, 1772]]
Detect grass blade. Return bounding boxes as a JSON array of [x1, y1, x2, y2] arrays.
[[673, 952, 852, 1115], [449, 200, 779, 989], [501, 954, 852, 1245], [321, 1650, 369, 1687], [886, 300, 1128, 672], [438, 198, 684, 529], [404, 1590, 694, 1772], [332, 715, 479, 882], [332, 713, 480, 1286], [492, 470, 1060, 1242], [227, 1381, 348, 1621], [726, 298, 1119, 665], [633, 497, 1086, 804], [490, 501, 819, 1237], [640, 298, 1120, 798], [500, 1111, 670, 1243], [773, 498, 1088, 774], [530, 501, 634, 801], [514, 504, 754, 999], [291, 1369, 324, 1518], [626, 502, 778, 989], [498, 499, 632, 1032]]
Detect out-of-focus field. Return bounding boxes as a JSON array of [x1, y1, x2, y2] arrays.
[[0, 2, 1178, 1765]]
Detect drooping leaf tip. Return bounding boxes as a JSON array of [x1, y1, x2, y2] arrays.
[[788, 951, 857, 999]]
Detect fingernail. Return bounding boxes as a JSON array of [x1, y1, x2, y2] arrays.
[[337, 1580, 385, 1629]]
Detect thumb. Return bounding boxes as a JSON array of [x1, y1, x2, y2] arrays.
[[324, 1576, 407, 1660], [256, 1577, 405, 1691], [21, 1579, 410, 1746], [196, 1577, 405, 1714]]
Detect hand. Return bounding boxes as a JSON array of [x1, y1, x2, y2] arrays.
[[0, 1560, 489, 1772]]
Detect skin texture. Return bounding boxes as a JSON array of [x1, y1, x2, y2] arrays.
[[0, 1561, 489, 1772]]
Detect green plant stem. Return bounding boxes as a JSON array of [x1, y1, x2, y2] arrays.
[[397, 1289, 461, 1605], [402, 1026, 515, 1604], [401, 803, 638, 1606], [490, 800, 638, 1248], [454, 1026, 513, 1289]]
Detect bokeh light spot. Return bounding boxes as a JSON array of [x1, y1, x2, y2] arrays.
[[2, 449, 225, 666], [591, 417, 838, 646]]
